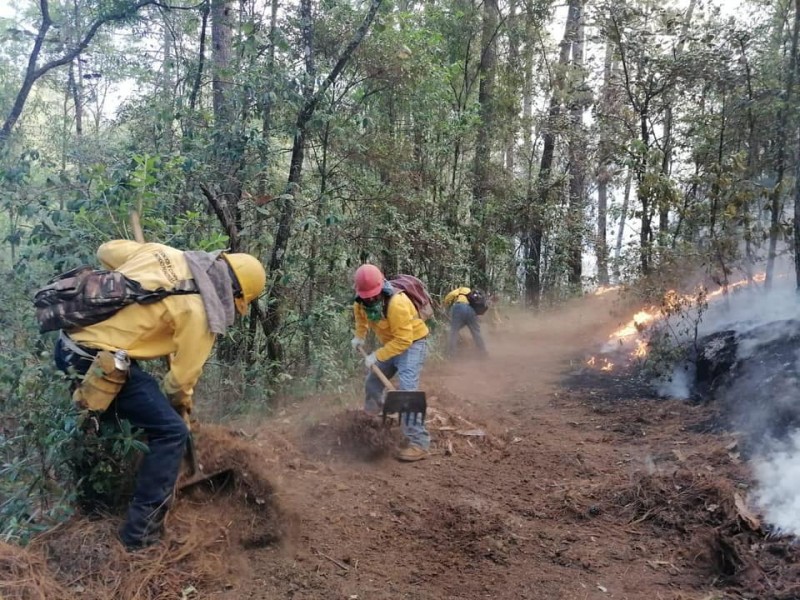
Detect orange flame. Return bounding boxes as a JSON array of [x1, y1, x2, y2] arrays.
[[590, 273, 766, 373], [594, 285, 620, 296], [586, 355, 615, 371], [610, 309, 660, 339]]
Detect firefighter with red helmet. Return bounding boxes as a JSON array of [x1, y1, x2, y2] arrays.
[[351, 264, 430, 461]]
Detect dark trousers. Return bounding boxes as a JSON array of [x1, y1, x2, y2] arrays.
[[54, 336, 188, 544], [447, 302, 487, 356]]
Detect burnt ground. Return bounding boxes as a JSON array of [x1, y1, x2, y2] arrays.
[[5, 292, 797, 600], [206, 293, 797, 600]]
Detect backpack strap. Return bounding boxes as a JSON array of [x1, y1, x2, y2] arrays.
[[131, 278, 199, 305]]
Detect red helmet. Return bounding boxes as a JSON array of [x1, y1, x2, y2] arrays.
[[354, 264, 384, 298]]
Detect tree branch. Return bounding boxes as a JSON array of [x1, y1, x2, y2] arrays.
[[0, 0, 158, 147], [201, 182, 241, 251], [300, 0, 383, 128]]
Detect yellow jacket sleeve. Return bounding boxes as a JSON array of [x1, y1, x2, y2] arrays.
[[162, 301, 216, 397], [353, 302, 368, 340], [444, 287, 471, 308], [375, 295, 416, 361], [97, 240, 144, 270]]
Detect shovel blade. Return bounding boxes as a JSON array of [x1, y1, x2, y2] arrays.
[[177, 467, 234, 494], [177, 434, 234, 494], [383, 390, 427, 425]]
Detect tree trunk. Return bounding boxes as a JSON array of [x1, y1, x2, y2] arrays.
[[188, 1, 209, 115], [262, 0, 383, 365], [566, 0, 585, 286], [524, 0, 578, 307], [637, 106, 652, 274], [614, 169, 632, 281], [595, 42, 614, 286], [767, 0, 799, 289], [0, 0, 156, 149], [791, 0, 800, 290], [258, 0, 280, 196], [470, 0, 499, 288], [658, 0, 695, 242], [160, 6, 174, 149]]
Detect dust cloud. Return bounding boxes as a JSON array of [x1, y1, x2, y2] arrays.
[[433, 294, 621, 414]]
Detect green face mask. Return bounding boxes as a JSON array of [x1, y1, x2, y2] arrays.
[[364, 300, 383, 321]]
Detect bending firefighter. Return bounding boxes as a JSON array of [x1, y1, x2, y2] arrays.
[[53, 240, 266, 550], [443, 286, 488, 358], [351, 264, 430, 462]]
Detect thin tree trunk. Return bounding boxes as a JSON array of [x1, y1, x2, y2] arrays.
[[258, 0, 279, 195], [188, 1, 209, 114], [161, 6, 174, 148], [262, 0, 383, 364], [470, 0, 499, 288], [595, 42, 614, 286], [614, 169, 632, 281], [658, 0, 696, 241], [792, 0, 800, 290], [524, 0, 578, 307], [637, 105, 652, 274], [767, 0, 799, 289], [566, 0, 585, 286], [0, 0, 156, 149]]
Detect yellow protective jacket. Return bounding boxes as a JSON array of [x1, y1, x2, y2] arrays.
[[353, 292, 429, 361], [443, 287, 471, 309], [69, 240, 215, 400]]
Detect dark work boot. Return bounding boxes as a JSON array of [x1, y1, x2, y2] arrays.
[[119, 501, 169, 551]]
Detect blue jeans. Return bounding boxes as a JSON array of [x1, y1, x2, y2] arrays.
[[447, 302, 487, 357], [365, 338, 430, 449], [54, 336, 188, 545]]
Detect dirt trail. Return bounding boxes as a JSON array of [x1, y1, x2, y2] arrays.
[[8, 291, 792, 600], [204, 292, 761, 600]]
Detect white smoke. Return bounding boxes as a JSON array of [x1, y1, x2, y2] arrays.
[[655, 363, 693, 400], [697, 283, 799, 341], [754, 431, 800, 536], [694, 270, 800, 536]]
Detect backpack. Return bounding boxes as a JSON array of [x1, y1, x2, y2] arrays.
[[34, 265, 198, 334], [388, 274, 435, 321], [464, 288, 488, 315]]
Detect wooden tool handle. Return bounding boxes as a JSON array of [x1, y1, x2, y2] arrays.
[[358, 346, 396, 391], [130, 210, 145, 243]]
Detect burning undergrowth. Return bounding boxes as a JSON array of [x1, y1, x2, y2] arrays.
[[305, 409, 402, 460], [0, 424, 288, 600]]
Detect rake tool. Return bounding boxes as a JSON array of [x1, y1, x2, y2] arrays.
[[358, 346, 427, 425]]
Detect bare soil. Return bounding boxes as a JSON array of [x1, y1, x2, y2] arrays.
[[206, 292, 797, 600], [5, 292, 797, 600]]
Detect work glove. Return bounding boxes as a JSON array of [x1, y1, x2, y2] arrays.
[[169, 391, 193, 429], [364, 352, 378, 369], [77, 410, 101, 436], [351, 337, 365, 351]]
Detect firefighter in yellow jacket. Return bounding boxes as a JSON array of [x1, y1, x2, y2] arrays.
[[53, 240, 266, 549], [443, 286, 488, 358], [351, 264, 430, 461]]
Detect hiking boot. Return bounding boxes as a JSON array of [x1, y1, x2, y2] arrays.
[[396, 445, 428, 462], [119, 502, 168, 551]]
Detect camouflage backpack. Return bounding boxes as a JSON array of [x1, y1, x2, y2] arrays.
[[34, 265, 198, 334]]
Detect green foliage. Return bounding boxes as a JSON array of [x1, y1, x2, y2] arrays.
[[0, 353, 76, 544], [634, 287, 709, 382]]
